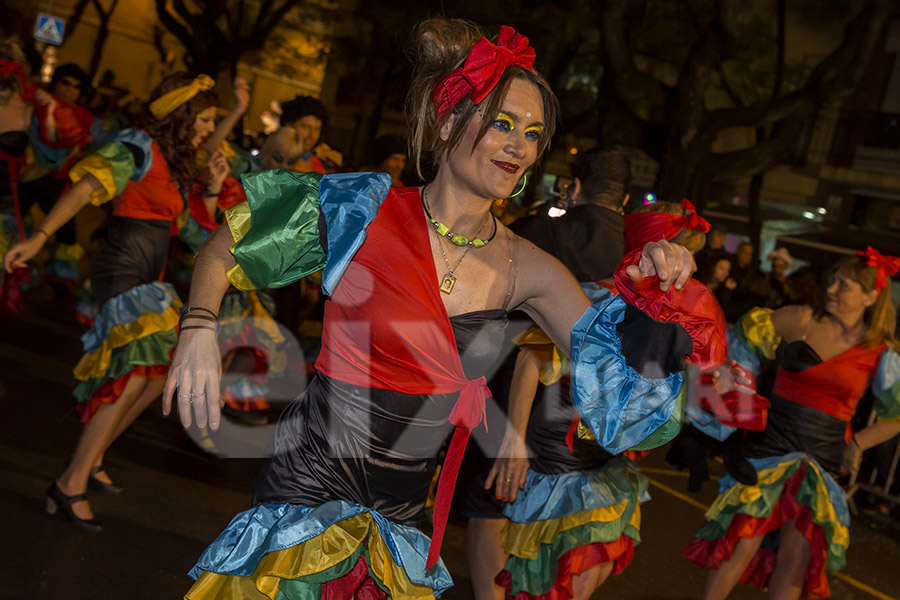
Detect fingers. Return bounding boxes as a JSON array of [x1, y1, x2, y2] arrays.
[[484, 463, 498, 490], [162, 372, 176, 415], [646, 243, 669, 283], [673, 248, 695, 290], [207, 377, 222, 431]]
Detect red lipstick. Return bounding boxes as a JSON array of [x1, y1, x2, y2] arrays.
[[492, 160, 520, 173]]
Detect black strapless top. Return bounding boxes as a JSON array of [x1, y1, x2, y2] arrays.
[[780, 340, 823, 372], [0, 131, 28, 158], [747, 340, 846, 475], [253, 308, 509, 526]]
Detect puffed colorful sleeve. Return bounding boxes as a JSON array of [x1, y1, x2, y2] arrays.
[[225, 170, 390, 291], [570, 294, 692, 454], [729, 307, 781, 376], [68, 129, 154, 206], [873, 349, 900, 423]]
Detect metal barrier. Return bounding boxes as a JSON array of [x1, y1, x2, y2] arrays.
[[847, 411, 900, 515]]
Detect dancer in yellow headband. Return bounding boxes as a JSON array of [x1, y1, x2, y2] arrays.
[[4, 72, 223, 532]]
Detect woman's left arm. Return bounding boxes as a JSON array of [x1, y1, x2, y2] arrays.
[[516, 238, 695, 352]]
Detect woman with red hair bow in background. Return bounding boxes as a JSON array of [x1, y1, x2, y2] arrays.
[[682, 247, 900, 600], [163, 19, 700, 599]]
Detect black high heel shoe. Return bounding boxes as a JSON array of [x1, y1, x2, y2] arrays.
[[46, 482, 103, 533], [88, 465, 124, 496], [64, 457, 124, 496]]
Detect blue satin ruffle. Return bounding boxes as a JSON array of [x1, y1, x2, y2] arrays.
[[319, 172, 391, 296], [873, 348, 900, 419], [569, 295, 684, 454], [727, 327, 761, 377], [107, 128, 155, 182], [188, 499, 453, 594], [502, 457, 649, 523], [80, 281, 179, 353]]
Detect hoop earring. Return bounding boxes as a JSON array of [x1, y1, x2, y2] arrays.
[[508, 173, 527, 198]]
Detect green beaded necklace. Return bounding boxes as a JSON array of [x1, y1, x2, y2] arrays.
[[422, 185, 498, 248]]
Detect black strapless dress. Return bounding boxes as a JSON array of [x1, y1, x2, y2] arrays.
[[253, 309, 509, 527], [745, 340, 848, 476], [0, 130, 28, 215]]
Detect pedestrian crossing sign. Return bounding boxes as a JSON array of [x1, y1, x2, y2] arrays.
[[34, 13, 66, 46]]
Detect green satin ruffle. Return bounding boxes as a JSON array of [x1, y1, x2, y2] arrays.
[[225, 170, 326, 290], [73, 329, 177, 404]]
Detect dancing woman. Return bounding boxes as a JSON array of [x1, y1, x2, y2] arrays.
[[165, 19, 695, 598], [479, 200, 732, 600], [681, 247, 900, 599], [4, 72, 219, 531]]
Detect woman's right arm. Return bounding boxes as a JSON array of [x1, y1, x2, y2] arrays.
[[162, 225, 237, 430], [3, 174, 101, 272]]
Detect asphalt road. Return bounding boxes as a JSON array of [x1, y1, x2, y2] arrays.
[[1, 285, 899, 599]]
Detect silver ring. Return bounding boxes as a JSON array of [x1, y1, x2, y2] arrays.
[[179, 392, 204, 400], [504, 477, 512, 482]]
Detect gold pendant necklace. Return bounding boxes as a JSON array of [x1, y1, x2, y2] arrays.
[[424, 185, 488, 294]]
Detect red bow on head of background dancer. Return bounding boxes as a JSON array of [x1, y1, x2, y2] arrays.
[[624, 198, 711, 253], [0, 60, 29, 99], [857, 246, 900, 292], [432, 25, 536, 124]]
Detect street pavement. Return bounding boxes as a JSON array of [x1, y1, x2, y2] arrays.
[[2, 284, 899, 599]]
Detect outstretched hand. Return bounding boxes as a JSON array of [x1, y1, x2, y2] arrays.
[[162, 329, 223, 430], [625, 239, 696, 292]]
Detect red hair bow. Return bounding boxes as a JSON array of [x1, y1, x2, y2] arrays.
[[0, 60, 26, 95], [432, 26, 536, 124], [857, 246, 900, 292], [679, 199, 711, 233]]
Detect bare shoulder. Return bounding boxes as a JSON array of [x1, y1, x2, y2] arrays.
[[771, 304, 814, 340], [503, 225, 582, 309]]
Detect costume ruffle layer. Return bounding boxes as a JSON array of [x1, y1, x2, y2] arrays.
[[497, 459, 646, 599], [218, 290, 285, 410], [680, 453, 849, 599], [187, 500, 453, 599], [72, 281, 181, 421], [570, 295, 686, 454]]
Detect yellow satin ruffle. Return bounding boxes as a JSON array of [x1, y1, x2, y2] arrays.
[[513, 325, 569, 385], [186, 513, 435, 600], [705, 456, 849, 549], [222, 291, 285, 340], [576, 420, 595, 441], [51, 242, 85, 261], [741, 307, 781, 360], [69, 154, 117, 206], [73, 306, 181, 381], [502, 497, 640, 560], [224, 201, 256, 291]]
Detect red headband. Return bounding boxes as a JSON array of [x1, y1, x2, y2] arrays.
[[857, 246, 899, 292], [624, 199, 711, 253], [432, 26, 536, 124], [0, 60, 26, 95]]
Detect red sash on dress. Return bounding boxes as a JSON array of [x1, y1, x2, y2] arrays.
[[773, 344, 883, 423], [316, 186, 490, 568]]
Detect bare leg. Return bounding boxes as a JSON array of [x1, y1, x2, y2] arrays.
[[467, 517, 508, 600], [91, 376, 167, 481], [571, 559, 614, 600], [702, 535, 765, 600], [768, 521, 811, 600], [56, 374, 150, 519]]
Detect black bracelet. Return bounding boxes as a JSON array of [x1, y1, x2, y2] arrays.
[[184, 306, 218, 318], [851, 436, 862, 450], [34, 229, 50, 240], [203, 190, 221, 198], [179, 325, 218, 332]]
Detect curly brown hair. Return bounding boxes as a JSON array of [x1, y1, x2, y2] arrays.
[[134, 72, 217, 191]]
